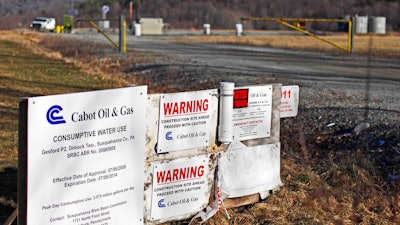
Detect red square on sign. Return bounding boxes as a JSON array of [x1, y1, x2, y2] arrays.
[[233, 89, 249, 108]]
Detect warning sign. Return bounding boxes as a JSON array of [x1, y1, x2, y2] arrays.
[[157, 90, 214, 153], [151, 155, 210, 221], [232, 85, 272, 140]]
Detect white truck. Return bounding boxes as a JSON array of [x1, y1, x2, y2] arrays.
[[29, 17, 56, 32]]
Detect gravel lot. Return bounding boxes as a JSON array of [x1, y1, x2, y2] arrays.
[[119, 33, 400, 186], [71, 31, 399, 190], [67, 30, 397, 153], [116, 32, 400, 224], [112, 33, 400, 111]]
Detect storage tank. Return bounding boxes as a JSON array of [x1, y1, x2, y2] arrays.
[[355, 16, 368, 34], [235, 24, 243, 36], [203, 24, 211, 35], [133, 23, 141, 36], [369, 17, 386, 34]]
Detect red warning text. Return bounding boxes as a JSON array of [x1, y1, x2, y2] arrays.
[[163, 99, 209, 116], [156, 165, 205, 184]]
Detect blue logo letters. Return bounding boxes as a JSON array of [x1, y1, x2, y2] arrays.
[[46, 105, 66, 125], [165, 131, 173, 140], [158, 199, 166, 208]]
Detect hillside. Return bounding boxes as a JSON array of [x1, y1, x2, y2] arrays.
[[0, 0, 399, 31]]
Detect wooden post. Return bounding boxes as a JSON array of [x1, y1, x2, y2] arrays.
[[3, 208, 18, 225], [18, 98, 28, 225]]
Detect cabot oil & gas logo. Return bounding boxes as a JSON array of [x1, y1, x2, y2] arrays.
[[158, 199, 166, 208], [165, 131, 173, 141], [46, 105, 66, 125]]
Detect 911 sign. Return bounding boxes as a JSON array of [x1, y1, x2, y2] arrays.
[[280, 85, 299, 118]]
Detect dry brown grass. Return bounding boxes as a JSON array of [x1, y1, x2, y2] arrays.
[[2, 31, 134, 87], [0, 30, 136, 170], [1, 30, 399, 224], [198, 154, 400, 225], [171, 32, 400, 59]]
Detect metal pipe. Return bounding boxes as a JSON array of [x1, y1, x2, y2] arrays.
[[218, 82, 235, 143], [89, 20, 119, 49], [242, 17, 350, 23], [241, 17, 353, 53], [129, 1, 133, 24], [119, 15, 126, 53], [275, 19, 349, 52], [349, 18, 354, 53]]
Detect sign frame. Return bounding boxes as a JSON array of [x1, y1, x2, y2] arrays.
[[280, 85, 299, 118], [157, 90, 214, 153], [150, 155, 211, 222], [19, 86, 147, 225], [232, 85, 273, 141]]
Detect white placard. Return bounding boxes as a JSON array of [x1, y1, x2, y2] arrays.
[[157, 90, 213, 153], [26, 86, 147, 225], [220, 143, 282, 198], [151, 155, 209, 221], [232, 85, 273, 140], [280, 85, 299, 118]]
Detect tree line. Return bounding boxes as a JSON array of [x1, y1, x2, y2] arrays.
[[0, 0, 399, 31]]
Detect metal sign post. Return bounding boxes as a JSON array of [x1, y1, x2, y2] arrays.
[[102, 5, 109, 19], [119, 15, 126, 53]]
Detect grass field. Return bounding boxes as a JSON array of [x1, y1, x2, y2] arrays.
[[0, 30, 399, 224], [0, 31, 128, 170]]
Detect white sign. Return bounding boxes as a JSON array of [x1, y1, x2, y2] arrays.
[[157, 90, 214, 153], [102, 5, 110, 13], [220, 142, 282, 198], [26, 86, 147, 225], [151, 155, 210, 221], [232, 85, 272, 140], [280, 85, 299, 118]]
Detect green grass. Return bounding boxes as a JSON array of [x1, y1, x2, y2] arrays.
[[0, 39, 121, 170]]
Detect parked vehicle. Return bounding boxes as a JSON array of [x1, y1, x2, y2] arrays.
[[29, 17, 56, 32]]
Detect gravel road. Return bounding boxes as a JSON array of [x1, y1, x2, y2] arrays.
[[70, 31, 400, 124], [121, 34, 400, 110], [73, 31, 400, 181]]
